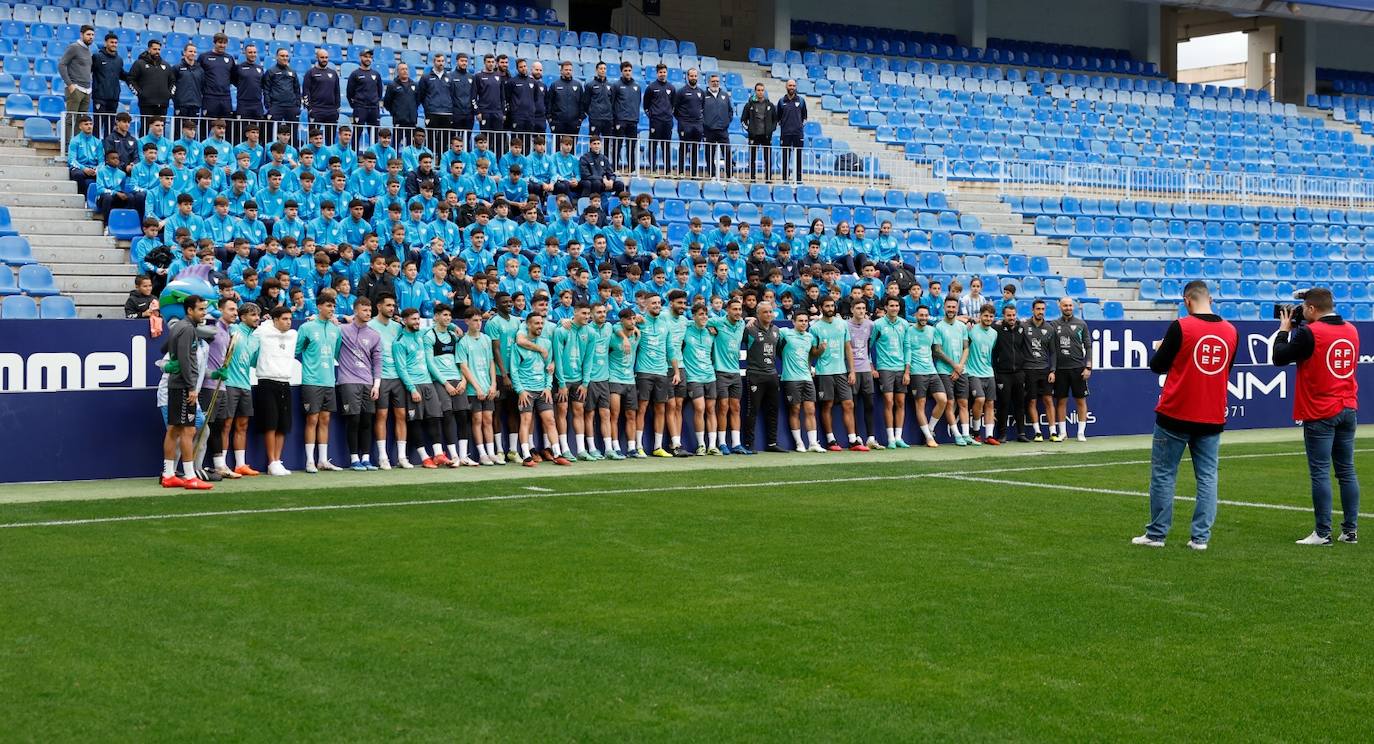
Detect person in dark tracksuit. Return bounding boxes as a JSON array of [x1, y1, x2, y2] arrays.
[[609, 61, 640, 172], [992, 303, 1028, 442], [702, 72, 733, 179], [776, 79, 807, 183], [418, 52, 454, 139], [740, 83, 776, 182], [383, 62, 419, 136], [742, 302, 782, 452], [92, 33, 125, 137], [583, 61, 613, 140], [198, 34, 235, 124], [128, 40, 175, 128], [264, 48, 302, 137], [347, 49, 385, 136], [643, 64, 674, 173], [303, 49, 341, 139], [173, 45, 204, 125], [673, 68, 705, 178], [450, 53, 475, 135], [530, 61, 547, 140], [231, 44, 265, 142], [546, 61, 584, 137], [474, 53, 505, 153], [504, 58, 541, 152]]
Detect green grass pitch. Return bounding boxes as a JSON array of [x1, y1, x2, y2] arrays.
[[1, 432, 1370, 741]]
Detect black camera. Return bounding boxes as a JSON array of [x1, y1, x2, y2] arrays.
[[1272, 289, 1311, 321]]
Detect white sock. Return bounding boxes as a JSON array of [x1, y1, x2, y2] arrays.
[[508, 432, 518, 451], [671, 435, 681, 448], [731, 430, 741, 447], [182, 461, 196, 478], [1032, 421, 1041, 434], [603, 436, 615, 453], [1077, 420, 1086, 437], [985, 422, 995, 437], [653, 432, 662, 449], [377, 438, 389, 461], [520, 442, 532, 458], [235, 449, 246, 467], [921, 424, 933, 440], [559, 434, 570, 453], [162, 459, 176, 477], [305, 447, 316, 466], [351, 453, 360, 463], [213, 454, 227, 470], [551, 441, 562, 456], [544, 433, 554, 448], [808, 430, 819, 447], [397, 440, 408, 461], [790, 428, 803, 445], [707, 430, 716, 448], [826, 432, 836, 444], [455, 442, 466, 460], [960, 422, 970, 438], [415, 445, 428, 460], [575, 433, 584, 453], [317, 443, 328, 463]]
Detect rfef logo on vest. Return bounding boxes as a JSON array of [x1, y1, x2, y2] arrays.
[[1194, 335, 1231, 375], [1328, 339, 1356, 380]]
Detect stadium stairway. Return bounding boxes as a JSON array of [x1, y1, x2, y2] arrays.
[[734, 59, 1163, 318], [0, 110, 133, 318]]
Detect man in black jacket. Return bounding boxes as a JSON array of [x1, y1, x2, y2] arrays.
[[263, 48, 301, 137], [92, 33, 124, 137], [125, 275, 156, 318], [740, 83, 776, 182], [577, 135, 623, 199], [673, 68, 705, 177], [128, 40, 176, 129], [609, 61, 641, 171], [546, 60, 584, 137], [642, 63, 674, 173], [776, 79, 807, 183], [198, 34, 235, 123], [231, 44, 265, 142], [347, 49, 385, 131], [383, 62, 419, 135], [473, 53, 505, 152], [702, 72, 732, 179], [992, 303, 1028, 442], [173, 44, 204, 124], [303, 48, 341, 138], [450, 53, 475, 134], [583, 61, 613, 140]]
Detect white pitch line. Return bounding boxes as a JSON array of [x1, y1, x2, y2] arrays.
[[936, 473, 1374, 518], [3, 448, 1367, 530], [523, 486, 554, 492]]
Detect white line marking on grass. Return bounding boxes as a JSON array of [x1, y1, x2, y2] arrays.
[[4, 447, 1367, 529], [935, 474, 1374, 518], [523, 486, 554, 492]]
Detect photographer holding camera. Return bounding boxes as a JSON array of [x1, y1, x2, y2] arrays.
[[1273, 288, 1361, 546]]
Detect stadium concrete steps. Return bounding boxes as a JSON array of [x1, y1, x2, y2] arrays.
[[0, 135, 128, 319], [1300, 104, 1374, 148]]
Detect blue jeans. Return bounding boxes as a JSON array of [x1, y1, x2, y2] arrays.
[[1303, 407, 1361, 538], [1147, 423, 1221, 543]]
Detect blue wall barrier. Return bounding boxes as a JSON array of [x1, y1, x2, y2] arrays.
[[2, 319, 1371, 484]]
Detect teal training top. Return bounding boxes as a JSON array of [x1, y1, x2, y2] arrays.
[[485, 312, 524, 377], [707, 316, 745, 373], [224, 323, 261, 390], [458, 332, 494, 396], [905, 323, 937, 375], [512, 327, 553, 392], [608, 326, 639, 385], [808, 316, 850, 376], [966, 324, 997, 378], [295, 317, 342, 386], [634, 312, 671, 375], [869, 315, 909, 372], [425, 325, 463, 382], [551, 322, 589, 386], [581, 322, 613, 384], [932, 319, 969, 374], [367, 317, 404, 379], [393, 328, 433, 392], [777, 327, 817, 382], [682, 324, 718, 384]]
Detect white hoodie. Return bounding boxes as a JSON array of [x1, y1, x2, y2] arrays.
[[253, 323, 299, 383]]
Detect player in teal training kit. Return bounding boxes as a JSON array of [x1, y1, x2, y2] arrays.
[[486, 292, 526, 462], [933, 297, 973, 445], [368, 294, 411, 468], [708, 298, 751, 455], [810, 298, 865, 451], [551, 304, 593, 459], [394, 308, 447, 467], [635, 294, 680, 458], [579, 303, 617, 460], [906, 305, 947, 447], [513, 313, 571, 466], [425, 303, 476, 467], [606, 308, 641, 459], [458, 308, 501, 466], [222, 302, 262, 476], [778, 312, 824, 453], [682, 303, 720, 455], [296, 293, 344, 472], [966, 304, 1001, 446], [869, 296, 910, 448]]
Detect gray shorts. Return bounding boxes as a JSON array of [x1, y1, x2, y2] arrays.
[[939, 373, 969, 400], [611, 381, 639, 410], [434, 380, 463, 412], [909, 373, 945, 399], [714, 371, 742, 400], [406, 382, 444, 420], [671, 378, 687, 399], [199, 385, 228, 421], [969, 376, 996, 402], [687, 380, 717, 400], [877, 369, 906, 394], [783, 379, 816, 405], [562, 381, 584, 405], [379, 377, 408, 410], [467, 393, 495, 412], [338, 383, 376, 415], [225, 385, 254, 418], [518, 392, 554, 413], [302, 384, 336, 414], [636, 373, 671, 403], [853, 370, 876, 398], [816, 373, 852, 402], [585, 380, 611, 409]]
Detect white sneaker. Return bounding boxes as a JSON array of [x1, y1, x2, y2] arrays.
[[794, 443, 807, 453], [397, 458, 414, 469], [318, 460, 342, 471], [1186, 540, 1208, 551], [866, 437, 885, 450], [460, 457, 481, 467], [1296, 531, 1333, 546], [304, 463, 319, 474], [478, 454, 494, 466], [807, 443, 826, 453], [1131, 534, 1165, 548], [1076, 433, 1087, 442], [377, 459, 392, 471], [267, 461, 291, 477]]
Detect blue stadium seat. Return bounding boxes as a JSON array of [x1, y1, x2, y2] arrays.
[[2, 294, 39, 319], [0, 207, 17, 237], [0, 236, 36, 265], [39, 295, 76, 319], [17, 265, 58, 296], [107, 209, 143, 241], [0, 267, 18, 296], [1102, 301, 1124, 320]]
